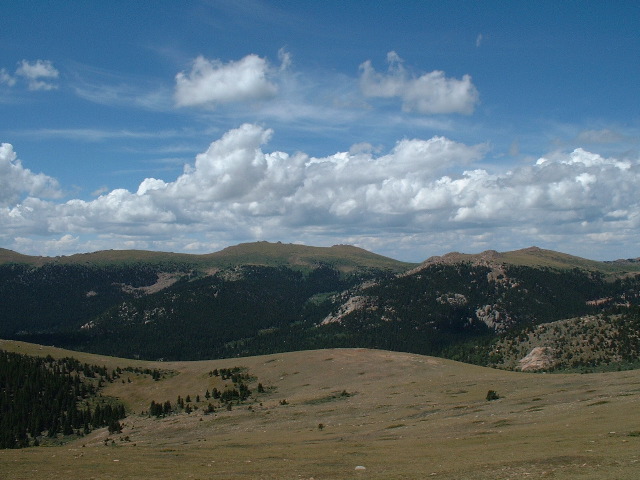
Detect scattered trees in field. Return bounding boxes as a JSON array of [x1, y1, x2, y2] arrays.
[[146, 365, 267, 420]]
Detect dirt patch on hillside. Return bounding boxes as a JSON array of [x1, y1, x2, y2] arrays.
[[118, 272, 181, 295]]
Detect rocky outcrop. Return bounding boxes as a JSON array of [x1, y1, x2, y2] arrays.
[[518, 346, 557, 371], [436, 293, 468, 306], [475, 304, 512, 332], [320, 296, 376, 325]]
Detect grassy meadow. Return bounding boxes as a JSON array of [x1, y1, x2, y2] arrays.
[[1, 340, 639, 479], [0, 241, 416, 273]]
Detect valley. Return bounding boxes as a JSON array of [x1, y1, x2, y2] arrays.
[[2, 242, 640, 478], [1, 340, 639, 479], [1, 242, 639, 370]]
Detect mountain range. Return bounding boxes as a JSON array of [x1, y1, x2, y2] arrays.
[[1, 241, 639, 370]]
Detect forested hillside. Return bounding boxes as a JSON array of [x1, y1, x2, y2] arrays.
[[0, 350, 128, 448], [0, 262, 176, 339], [320, 263, 640, 365], [1, 243, 640, 369], [79, 264, 367, 360], [0, 243, 400, 360]]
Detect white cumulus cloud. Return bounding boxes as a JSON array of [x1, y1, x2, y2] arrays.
[[359, 51, 479, 114], [15, 59, 59, 91], [2, 126, 639, 261], [0, 143, 62, 207], [175, 54, 277, 108]]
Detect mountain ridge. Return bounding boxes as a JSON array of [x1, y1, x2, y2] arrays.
[[418, 245, 640, 274], [2, 242, 640, 274], [1, 241, 640, 368], [0, 241, 415, 273]]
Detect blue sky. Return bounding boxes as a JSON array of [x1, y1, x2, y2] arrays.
[[1, 1, 639, 261]]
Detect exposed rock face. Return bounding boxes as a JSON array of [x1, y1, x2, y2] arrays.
[[436, 293, 468, 307], [518, 346, 557, 371], [321, 296, 375, 325], [475, 304, 512, 332], [116, 272, 181, 296]]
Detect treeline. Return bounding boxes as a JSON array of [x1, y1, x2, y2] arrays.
[[612, 308, 640, 362], [0, 350, 126, 449]]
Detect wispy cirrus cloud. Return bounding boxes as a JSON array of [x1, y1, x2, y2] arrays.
[[73, 80, 173, 111], [0, 68, 16, 87], [8, 127, 205, 143], [63, 60, 174, 110], [576, 128, 626, 144]]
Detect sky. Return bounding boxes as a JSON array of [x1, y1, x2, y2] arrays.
[[1, 0, 639, 262]]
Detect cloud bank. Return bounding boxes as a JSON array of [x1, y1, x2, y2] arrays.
[[2, 124, 639, 259]]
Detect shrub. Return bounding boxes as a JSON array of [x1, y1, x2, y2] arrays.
[[486, 390, 500, 401]]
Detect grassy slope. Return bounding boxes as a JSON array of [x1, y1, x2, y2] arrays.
[[3, 242, 638, 274], [0, 248, 50, 266], [1, 340, 639, 479], [501, 247, 640, 272], [422, 246, 640, 274], [203, 241, 415, 272], [0, 242, 415, 273]]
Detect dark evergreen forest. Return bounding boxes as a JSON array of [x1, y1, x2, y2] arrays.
[[1, 260, 639, 364], [0, 350, 126, 449], [0, 263, 164, 338]]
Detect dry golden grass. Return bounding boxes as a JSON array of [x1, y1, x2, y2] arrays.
[[421, 246, 640, 274], [0, 241, 415, 272], [1, 340, 639, 479]]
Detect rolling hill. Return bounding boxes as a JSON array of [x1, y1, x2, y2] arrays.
[[1, 340, 639, 479], [418, 245, 640, 272], [0, 241, 416, 272]]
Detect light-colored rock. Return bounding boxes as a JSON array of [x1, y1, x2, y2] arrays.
[[519, 346, 556, 371], [321, 296, 374, 325]]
